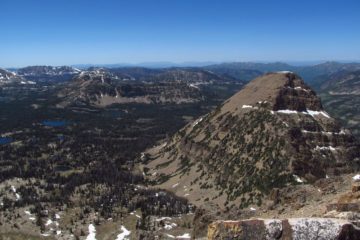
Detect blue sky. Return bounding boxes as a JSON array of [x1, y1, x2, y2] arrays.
[[1, 0, 360, 67]]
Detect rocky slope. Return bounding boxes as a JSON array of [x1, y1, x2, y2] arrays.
[[319, 70, 360, 137], [0, 68, 30, 86], [144, 72, 360, 209]]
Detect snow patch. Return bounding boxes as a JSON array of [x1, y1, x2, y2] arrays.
[[274, 109, 331, 119], [164, 222, 177, 230], [11, 186, 20, 200], [176, 233, 191, 239], [242, 105, 253, 109], [277, 109, 298, 114], [45, 219, 53, 226], [172, 183, 179, 188], [306, 110, 330, 118], [115, 225, 131, 240], [86, 224, 96, 240], [277, 71, 293, 74], [353, 174, 360, 182], [189, 83, 199, 89], [192, 117, 203, 127], [293, 174, 304, 183], [156, 217, 172, 222], [315, 146, 337, 151]]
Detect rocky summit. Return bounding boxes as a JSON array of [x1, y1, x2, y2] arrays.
[[145, 72, 360, 208]]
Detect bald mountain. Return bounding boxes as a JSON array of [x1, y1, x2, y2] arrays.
[[144, 72, 360, 208]]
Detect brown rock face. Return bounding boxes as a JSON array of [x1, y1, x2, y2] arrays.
[[207, 219, 360, 240], [273, 73, 322, 112]]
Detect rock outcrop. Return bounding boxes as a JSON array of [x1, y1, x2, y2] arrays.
[[207, 218, 360, 240]]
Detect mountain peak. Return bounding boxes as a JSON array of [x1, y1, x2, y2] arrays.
[[144, 72, 360, 208], [222, 72, 321, 116]]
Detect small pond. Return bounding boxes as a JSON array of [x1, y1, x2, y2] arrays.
[[0, 137, 13, 145]]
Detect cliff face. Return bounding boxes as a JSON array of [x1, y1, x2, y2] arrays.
[[207, 218, 360, 240], [145, 72, 360, 207]]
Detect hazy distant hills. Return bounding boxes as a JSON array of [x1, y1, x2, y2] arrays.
[[205, 61, 360, 83], [319, 70, 360, 137]]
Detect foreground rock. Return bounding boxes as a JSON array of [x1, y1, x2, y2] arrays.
[[207, 218, 360, 240]]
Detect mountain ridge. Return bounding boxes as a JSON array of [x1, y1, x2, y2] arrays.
[[144, 72, 360, 208]]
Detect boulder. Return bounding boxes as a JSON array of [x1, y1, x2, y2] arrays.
[[207, 218, 360, 240]]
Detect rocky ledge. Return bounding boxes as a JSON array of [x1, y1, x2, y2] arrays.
[[207, 218, 360, 240]]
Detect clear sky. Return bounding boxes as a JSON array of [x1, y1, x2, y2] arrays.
[[1, 0, 360, 67]]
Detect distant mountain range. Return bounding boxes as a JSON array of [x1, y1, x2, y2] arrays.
[[56, 68, 243, 107], [319, 70, 360, 137], [4, 61, 360, 83]]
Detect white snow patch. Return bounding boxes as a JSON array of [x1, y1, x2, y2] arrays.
[[56, 230, 62, 235], [277, 71, 293, 74], [293, 174, 304, 183], [315, 146, 337, 151], [172, 183, 179, 188], [136, 214, 141, 218], [45, 219, 53, 226], [242, 105, 253, 109], [166, 234, 175, 238], [155, 217, 172, 222], [274, 109, 331, 119], [189, 83, 199, 89], [277, 109, 298, 114], [24, 210, 31, 215], [294, 86, 310, 92], [306, 110, 330, 118], [29, 217, 36, 221], [55, 213, 61, 219], [86, 224, 96, 240], [11, 186, 20, 200], [192, 117, 203, 127], [249, 207, 256, 211], [115, 225, 131, 240], [176, 233, 191, 239], [164, 222, 177, 230], [353, 174, 360, 182]]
